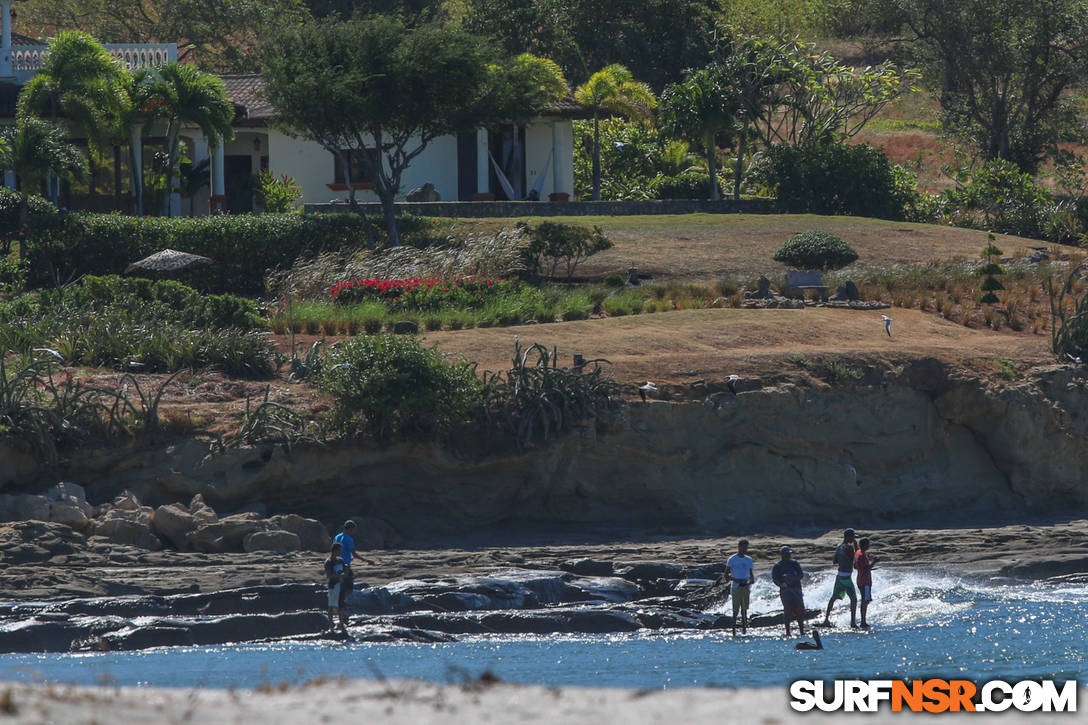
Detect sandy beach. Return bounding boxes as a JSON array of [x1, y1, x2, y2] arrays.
[[0, 679, 1083, 724]]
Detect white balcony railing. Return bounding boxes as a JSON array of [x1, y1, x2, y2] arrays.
[[12, 42, 177, 81]]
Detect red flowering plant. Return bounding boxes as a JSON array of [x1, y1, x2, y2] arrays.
[[330, 276, 518, 311]]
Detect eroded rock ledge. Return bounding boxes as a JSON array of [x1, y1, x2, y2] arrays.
[[2, 359, 1082, 539]]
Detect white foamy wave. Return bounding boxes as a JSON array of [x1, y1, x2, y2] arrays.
[[704, 569, 1088, 628]]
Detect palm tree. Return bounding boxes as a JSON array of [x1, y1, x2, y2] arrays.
[[0, 117, 87, 260], [16, 31, 123, 204], [660, 67, 738, 201], [101, 68, 158, 216], [146, 62, 234, 216], [574, 64, 656, 201]]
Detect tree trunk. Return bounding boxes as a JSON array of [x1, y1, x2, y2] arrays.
[[733, 129, 745, 201], [592, 114, 601, 201], [378, 183, 400, 248], [707, 133, 719, 201], [130, 124, 144, 216], [163, 120, 180, 217], [336, 148, 376, 250], [17, 196, 29, 264]]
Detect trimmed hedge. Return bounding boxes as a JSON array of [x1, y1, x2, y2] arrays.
[[24, 212, 369, 294]]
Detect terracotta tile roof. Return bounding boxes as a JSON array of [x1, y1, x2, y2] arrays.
[[219, 73, 594, 124], [544, 97, 596, 119], [219, 73, 276, 122], [12, 32, 43, 46]]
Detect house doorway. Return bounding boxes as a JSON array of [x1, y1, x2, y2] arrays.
[[456, 132, 477, 201], [488, 126, 526, 200], [225, 155, 253, 213]]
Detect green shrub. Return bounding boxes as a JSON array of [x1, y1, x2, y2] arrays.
[[940, 159, 1051, 238], [602, 290, 643, 316], [0, 188, 61, 256], [763, 141, 917, 219], [23, 212, 374, 294], [316, 334, 481, 440], [0, 257, 27, 297], [45, 274, 262, 329], [559, 292, 594, 320], [254, 170, 303, 213], [653, 170, 717, 200], [518, 222, 613, 282], [603, 273, 626, 287], [773, 231, 859, 270]]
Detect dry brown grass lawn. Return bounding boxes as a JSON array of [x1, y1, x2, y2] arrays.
[[457, 214, 1032, 283], [424, 307, 1053, 387]]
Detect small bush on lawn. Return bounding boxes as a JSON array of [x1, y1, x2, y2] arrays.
[[316, 334, 481, 440], [773, 231, 858, 270], [519, 222, 613, 282]]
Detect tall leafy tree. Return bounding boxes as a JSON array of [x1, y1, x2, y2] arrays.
[[20, 0, 309, 72], [0, 118, 87, 259], [660, 67, 738, 200], [574, 65, 656, 201], [16, 30, 122, 203], [852, 0, 1088, 170], [466, 0, 723, 89], [260, 16, 565, 246], [145, 62, 234, 217]]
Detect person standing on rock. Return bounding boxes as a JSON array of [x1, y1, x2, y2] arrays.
[[333, 520, 357, 628], [726, 539, 755, 635], [324, 541, 347, 632], [822, 528, 858, 628], [854, 537, 876, 629], [772, 546, 806, 637]]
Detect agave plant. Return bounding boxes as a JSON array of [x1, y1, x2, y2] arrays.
[[479, 339, 619, 449]]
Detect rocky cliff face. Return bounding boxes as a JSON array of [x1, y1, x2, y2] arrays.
[[6, 360, 1087, 538]]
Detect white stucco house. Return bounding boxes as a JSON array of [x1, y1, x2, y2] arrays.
[[210, 74, 582, 213], [0, 5, 583, 215]]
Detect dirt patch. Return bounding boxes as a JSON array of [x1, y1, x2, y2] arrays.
[[423, 306, 1052, 386]]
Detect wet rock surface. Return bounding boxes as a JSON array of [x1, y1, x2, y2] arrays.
[[0, 563, 806, 653]]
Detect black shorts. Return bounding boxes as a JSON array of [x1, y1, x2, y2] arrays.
[[338, 569, 354, 608]]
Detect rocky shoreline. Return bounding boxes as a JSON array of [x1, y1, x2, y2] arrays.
[[2, 518, 1087, 653]]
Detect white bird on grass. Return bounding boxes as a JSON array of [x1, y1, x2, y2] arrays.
[[726, 374, 742, 395], [33, 348, 66, 365], [638, 381, 658, 402], [881, 315, 893, 337]]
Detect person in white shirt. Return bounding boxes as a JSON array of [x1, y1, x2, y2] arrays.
[[726, 539, 755, 635]]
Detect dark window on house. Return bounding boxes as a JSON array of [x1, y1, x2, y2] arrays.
[[333, 149, 380, 185]]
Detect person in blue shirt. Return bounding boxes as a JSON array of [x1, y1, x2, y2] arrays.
[[332, 520, 357, 628]]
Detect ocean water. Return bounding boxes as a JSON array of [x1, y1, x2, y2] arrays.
[[1, 571, 1085, 690]]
